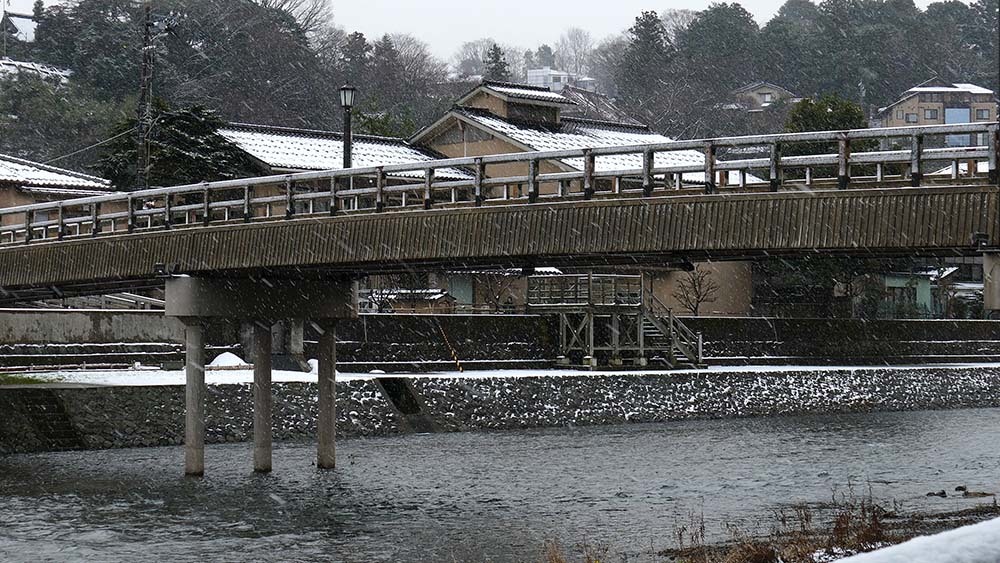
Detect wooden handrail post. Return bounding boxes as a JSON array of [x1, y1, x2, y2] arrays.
[[330, 177, 340, 215], [423, 168, 435, 209], [769, 142, 781, 192], [243, 186, 252, 223], [527, 158, 539, 203], [837, 136, 851, 189], [988, 125, 998, 184], [127, 196, 136, 232], [24, 210, 34, 244], [642, 149, 654, 196], [91, 203, 100, 237], [164, 193, 172, 229], [473, 158, 485, 206], [202, 185, 212, 225], [375, 168, 385, 212], [284, 178, 294, 219], [910, 134, 923, 187], [56, 203, 65, 240], [704, 143, 716, 194], [583, 149, 595, 199]]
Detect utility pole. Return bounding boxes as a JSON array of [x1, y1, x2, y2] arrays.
[[136, 0, 154, 190]]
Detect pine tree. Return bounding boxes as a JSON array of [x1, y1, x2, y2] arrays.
[[484, 43, 510, 82], [95, 101, 265, 190]]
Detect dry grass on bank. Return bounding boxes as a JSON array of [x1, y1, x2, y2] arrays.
[[541, 487, 1000, 563], [0, 374, 49, 385]]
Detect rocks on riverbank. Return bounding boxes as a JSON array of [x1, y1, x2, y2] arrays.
[[3, 365, 1000, 454]]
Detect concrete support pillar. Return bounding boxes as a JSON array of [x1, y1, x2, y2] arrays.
[[984, 253, 1000, 317], [317, 321, 337, 469], [184, 322, 205, 476], [253, 322, 273, 473]]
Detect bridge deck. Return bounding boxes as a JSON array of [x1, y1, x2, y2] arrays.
[[1, 184, 997, 301]]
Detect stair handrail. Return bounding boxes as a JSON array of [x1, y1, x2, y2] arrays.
[[645, 293, 703, 365]]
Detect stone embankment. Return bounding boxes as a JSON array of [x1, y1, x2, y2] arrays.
[[3, 365, 1000, 454]]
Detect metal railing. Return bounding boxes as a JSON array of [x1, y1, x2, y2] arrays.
[[2, 122, 997, 246]]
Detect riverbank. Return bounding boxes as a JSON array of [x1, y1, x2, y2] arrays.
[[3, 364, 1000, 454]]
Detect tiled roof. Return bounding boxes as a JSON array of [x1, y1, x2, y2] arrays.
[[559, 86, 644, 126], [218, 123, 469, 179], [0, 153, 110, 190], [452, 108, 763, 184], [454, 108, 741, 182], [480, 81, 576, 105]]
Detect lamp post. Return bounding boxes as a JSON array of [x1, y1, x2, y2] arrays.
[[340, 85, 357, 169]]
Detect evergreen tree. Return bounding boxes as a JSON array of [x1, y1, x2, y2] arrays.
[[339, 31, 372, 84], [484, 43, 510, 81], [535, 44, 555, 68], [615, 11, 674, 128], [95, 101, 265, 190]]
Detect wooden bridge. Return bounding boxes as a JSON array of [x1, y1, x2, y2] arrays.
[[3, 121, 1000, 476], [0, 122, 998, 302]]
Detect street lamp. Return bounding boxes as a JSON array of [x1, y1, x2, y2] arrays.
[[340, 85, 357, 169]]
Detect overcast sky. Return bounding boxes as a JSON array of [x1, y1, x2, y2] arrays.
[[9, 0, 959, 61]]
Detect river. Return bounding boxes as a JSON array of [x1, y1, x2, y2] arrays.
[[2, 408, 999, 562]]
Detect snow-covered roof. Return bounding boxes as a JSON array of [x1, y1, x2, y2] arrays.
[[218, 123, 470, 180], [909, 83, 994, 95], [0, 153, 110, 191], [1, 12, 36, 42], [363, 288, 453, 301], [879, 81, 996, 113], [458, 80, 576, 107], [449, 107, 760, 184], [0, 57, 72, 81]]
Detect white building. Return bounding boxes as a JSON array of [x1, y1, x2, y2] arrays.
[[526, 67, 596, 93]]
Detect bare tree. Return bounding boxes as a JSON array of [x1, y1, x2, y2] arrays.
[[555, 27, 594, 76], [661, 9, 698, 43], [588, 34, 626, 95], [672, 265, 720, 316], [253, 0, 334, 36], [453, 39, 525, 80]]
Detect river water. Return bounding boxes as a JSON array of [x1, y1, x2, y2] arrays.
[[2, 408, 999, 562]]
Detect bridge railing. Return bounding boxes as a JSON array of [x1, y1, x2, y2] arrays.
[[2, 122, 997, 246]]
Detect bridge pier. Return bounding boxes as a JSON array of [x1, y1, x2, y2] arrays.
[[166, 277, 355, 475], [317, 321, 337, 469], [183, 321, 205, 477], [985, 253, 1000, 318], [252, 322, 273, 473]]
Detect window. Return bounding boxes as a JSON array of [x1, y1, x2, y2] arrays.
[[895, 109, 904, 120], [924, 109, 938, 120], [976, 109, 990, 120], [552, 76, 561, 84], [905, 113, 918, 123], [761, 92, 774, 103]]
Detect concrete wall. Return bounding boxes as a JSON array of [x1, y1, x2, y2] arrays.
[[652, 262, 753, 316], [0, 309, 185, 344]]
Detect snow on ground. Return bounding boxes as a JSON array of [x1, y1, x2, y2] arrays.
[[19, 362, 1000, 387], [837, 517, 1000, 563], [208, 352, 248, 368]]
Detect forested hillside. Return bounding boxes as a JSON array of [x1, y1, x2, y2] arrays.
[[1, 0, 997, 178]]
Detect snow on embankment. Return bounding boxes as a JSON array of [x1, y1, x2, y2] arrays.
[[838, 517, 1000, 563]]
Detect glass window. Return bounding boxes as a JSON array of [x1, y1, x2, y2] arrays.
[[905, 113, 918, 123], [761, 92, 774, 102], [924, 109, 938, 120], [895, 109, 904, 120], [976, 109, 990, 120]]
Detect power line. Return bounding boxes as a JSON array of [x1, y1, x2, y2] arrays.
[[43, 127, 139, 165]]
